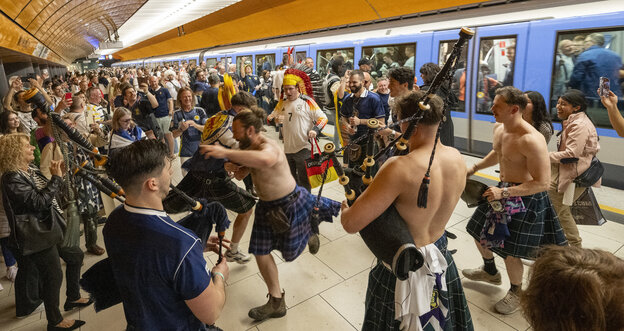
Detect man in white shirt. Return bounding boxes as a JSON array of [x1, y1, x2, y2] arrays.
[[268, 70, 327, 192]]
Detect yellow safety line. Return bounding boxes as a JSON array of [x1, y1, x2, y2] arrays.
[[474, 172, 624, 216]]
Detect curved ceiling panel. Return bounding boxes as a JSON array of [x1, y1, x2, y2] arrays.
[[114, 0, 485, 61], [0, 0, 147, 62]]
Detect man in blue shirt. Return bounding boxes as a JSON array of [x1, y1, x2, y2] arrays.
[[149, 76, 174, 155], [193, 70, 210, 96], [104, 140, 229, 330], [569, 32, 623, 98], [340, 70, 385, 163], [200, 74, 221, 117]]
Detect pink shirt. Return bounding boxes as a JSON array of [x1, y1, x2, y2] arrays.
[[549, 112, 600, 192]]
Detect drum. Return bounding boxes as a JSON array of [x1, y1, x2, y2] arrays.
[[201, 113, 232, 144], [359, 205, 424, 281]]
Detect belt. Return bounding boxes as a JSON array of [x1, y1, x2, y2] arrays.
[[190, 171, 228, 185]]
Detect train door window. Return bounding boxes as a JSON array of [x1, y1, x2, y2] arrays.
[[362, 43, 416, 80], [316, 48, 355, 78], [256, 54, 275, 75], [205, 58, 217, 69], [295, 51, 307, 64], [549, 29, 624, 129], [236, 55, 252, 75], [474, 36, 517, 114], [439, 40, 469, 112]]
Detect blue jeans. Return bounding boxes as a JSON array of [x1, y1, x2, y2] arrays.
[[0, 237, 16, 267]]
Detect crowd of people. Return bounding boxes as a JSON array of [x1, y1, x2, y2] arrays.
[[0, 50, 622, 331]]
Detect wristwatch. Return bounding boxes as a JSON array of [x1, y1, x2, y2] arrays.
[[502, 187, 510, 199]]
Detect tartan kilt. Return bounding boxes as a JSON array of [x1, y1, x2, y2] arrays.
[[163, 170, 256, 215], [363, 235, 473, 331], [249, 186, 340, 261], [466, 191, 568, 259]]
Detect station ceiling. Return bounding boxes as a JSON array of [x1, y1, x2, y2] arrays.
[[0, 0, 148, 63], [0, 0, 487, 64], [114, 0, 486, 61]]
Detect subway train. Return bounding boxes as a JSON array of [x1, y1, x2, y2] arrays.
[[113, 3, 624, 188]]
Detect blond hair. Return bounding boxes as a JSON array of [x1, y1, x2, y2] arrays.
[[112, 107, 134, 132], [0, 133, 30, 173]]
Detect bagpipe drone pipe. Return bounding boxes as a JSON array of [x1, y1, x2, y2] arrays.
[[79, 186, 231, 312], [20, 88, 108, 167], [314, 27, 474, 281]]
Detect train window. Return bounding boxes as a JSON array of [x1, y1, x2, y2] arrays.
[[474, 36, 517, 114], [236, 55, 252, 74], [296, 51, 307, 64], [316, 48, 355, 78], [362, 43, 416, 80], [550, 29, 624, 128], [205, 58, 217, 68], [256, 54, 275, 75], [439, 40, 469, 112]]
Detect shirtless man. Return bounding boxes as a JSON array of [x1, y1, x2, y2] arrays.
[[200, 106, 340, 321], [463, 86, 567, 315], [341, 91, 473, 330]]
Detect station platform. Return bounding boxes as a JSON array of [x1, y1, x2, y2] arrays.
[[1, 125, 622, 331]]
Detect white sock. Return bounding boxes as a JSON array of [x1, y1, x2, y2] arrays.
[[230, 242, 239, 253]]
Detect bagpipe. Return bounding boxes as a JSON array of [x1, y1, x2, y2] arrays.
[[313, 27, 474, 280], [20, 88, 109, 167], [21, 88, 115, 249], [80, 186, 230, 312]]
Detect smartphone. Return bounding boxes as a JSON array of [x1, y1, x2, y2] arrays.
[[599, 77, 610, 97], [64, 92, 73, 105]]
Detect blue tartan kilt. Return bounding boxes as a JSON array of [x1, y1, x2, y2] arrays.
[[362, 235, 473, 331], [249, 185, 340, 261], [466, 191, 568, 259]]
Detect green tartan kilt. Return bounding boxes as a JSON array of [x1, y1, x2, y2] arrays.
[[466, 191, 568, 259], [362, 235, 473, 331]]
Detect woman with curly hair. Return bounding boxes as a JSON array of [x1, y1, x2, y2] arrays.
[[522, 245, 624, 331], [0, 111, 23, 287], [0, 133, 86, 330]]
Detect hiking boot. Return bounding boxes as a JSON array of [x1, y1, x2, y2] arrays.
[[87, 245, 105, 256], [248, 291, 287, 321], [462, 266, 502, 285], [225, 250, 252, 264], [308, 234, 320, 255], [495, 290, 521, 315]]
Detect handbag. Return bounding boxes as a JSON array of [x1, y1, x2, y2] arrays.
[[570, 187, 606, 226], [574, 156, 604, 187], [13, 212, 64, 255], [305, 139, 338, 189]]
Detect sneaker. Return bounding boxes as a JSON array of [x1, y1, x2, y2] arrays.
[[494, 290, 521, 315], [462, 266, 502, 285], [6, 265, 17, 282], [225, 250, 252, 264], [308, 234, 320, 255], [248, 291, 287, 321]]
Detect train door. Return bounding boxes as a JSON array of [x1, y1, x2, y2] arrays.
[[467, 22, 529, 155], [432, 30, 473, 153]]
